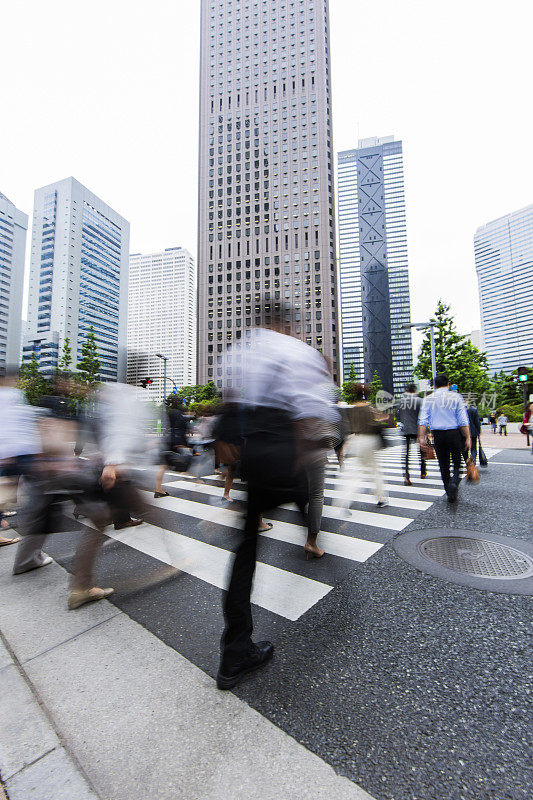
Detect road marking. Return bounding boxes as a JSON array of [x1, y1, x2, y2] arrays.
[[148, 489, 388, 554], [165, 476, 431, 512], [157, 486, 411, 532], [107, 522, 331, 621]]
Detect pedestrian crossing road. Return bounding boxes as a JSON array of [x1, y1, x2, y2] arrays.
[[49, 443, 499, 674]]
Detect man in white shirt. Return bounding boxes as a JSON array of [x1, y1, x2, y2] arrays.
[[497, 414, 509, 436], [217, 303, 338, 690], [418, 374, 470, 503]]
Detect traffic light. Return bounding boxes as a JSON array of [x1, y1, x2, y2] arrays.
[[140, 377, 153, 389], [518, 367, 528, 383]]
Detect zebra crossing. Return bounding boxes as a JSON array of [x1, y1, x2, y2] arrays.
[[103, 444, 458, 626]]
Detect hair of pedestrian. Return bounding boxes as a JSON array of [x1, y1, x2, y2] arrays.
[[434, 374, 449, 388], [353, 383, 367, 402], [405, 382, 417, 393]]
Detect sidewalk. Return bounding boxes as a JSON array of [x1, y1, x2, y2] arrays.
[[0, 547, 375, 800]]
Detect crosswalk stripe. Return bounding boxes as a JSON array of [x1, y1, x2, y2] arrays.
[[169, 476, 431, 512], [159, 484, 411, 531], [147, 489, 387, 553], [210, 473, 444, 498], [107, 522, 331, 621], [325, 468, 444, 488]]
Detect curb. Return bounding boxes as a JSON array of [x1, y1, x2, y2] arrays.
[[0, 633, 99, 800]]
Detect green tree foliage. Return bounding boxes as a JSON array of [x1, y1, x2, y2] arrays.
[[414, 300, 490, 397], [58, 337, 72, 373], [166, 381, 220, 408], [18, 352, 48, 405], [342, 381, 358, 404], [490, 368, 532, 408], [368, 370, 383, 405], [76, 327, 100, 385], [348, 363, 357, 382]]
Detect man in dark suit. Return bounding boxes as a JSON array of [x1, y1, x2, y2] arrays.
[[465, 402, 481, 464]]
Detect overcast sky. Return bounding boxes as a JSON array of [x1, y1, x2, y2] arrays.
[[2, 0, 532, 345]]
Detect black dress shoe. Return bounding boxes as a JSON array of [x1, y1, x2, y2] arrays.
[[217, 641, 274, 690], [447, 482, 458, 503]]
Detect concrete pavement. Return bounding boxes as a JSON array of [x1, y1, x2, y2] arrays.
[[0, 547, 375, 800]]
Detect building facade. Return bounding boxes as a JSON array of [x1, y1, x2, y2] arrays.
[[0, 191, 28, 373], [127, 248, 196, 403], [474, 205, 533, 374], [24, 177, 129, 381], [197, 0, 339, 388], [337, 136, 413, 396]]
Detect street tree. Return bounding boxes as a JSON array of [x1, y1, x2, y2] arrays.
[[368, 370, 383, 405], [414, 300, 490, 398], [348, 363, 357, 382], [76, 326, 100, 385], [58, 337, 72, 373], [19, 352, 47, 405]]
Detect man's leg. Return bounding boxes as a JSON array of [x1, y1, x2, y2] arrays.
[[471, 436, 478, 464], [450, 430, 463, 486], [403, 435, 410, 480], [433, 430, 451, 490], [219, 486, 262, 672], [12, 484, 52, 574], [70, 526, 107, 591]]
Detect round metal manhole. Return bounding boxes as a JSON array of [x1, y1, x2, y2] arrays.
[[393, 529, 533, 595], [418, 537, 533, 580]]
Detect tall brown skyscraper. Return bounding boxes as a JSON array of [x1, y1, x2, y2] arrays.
[[197, 0, 338, 387]]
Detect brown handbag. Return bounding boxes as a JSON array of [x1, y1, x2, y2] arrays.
[[420, 435, 436, 460], [465, 457, 480, 483]]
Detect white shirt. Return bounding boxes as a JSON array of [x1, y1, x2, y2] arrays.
[[226, 329, 339, 423], [0, 388, 41, 460]]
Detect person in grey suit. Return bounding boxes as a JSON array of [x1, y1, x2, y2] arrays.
[[398, 383, 427, 486]]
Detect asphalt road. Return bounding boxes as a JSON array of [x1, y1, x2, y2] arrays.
[[40, 444, 532, 800]]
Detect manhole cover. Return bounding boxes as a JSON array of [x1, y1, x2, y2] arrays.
[[392, 528, 533, 595], [419, 537, 533, 579]]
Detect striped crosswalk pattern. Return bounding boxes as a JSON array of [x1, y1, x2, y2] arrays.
[[91, 443, 465, 626]]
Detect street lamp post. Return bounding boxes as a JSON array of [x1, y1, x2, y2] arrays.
[[155, 353, 168, 404], [403, 322, 437, 388]]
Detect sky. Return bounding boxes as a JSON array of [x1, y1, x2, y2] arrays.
[[2, 0, 532, 349]]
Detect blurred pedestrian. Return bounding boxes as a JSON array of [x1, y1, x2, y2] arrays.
[[154, 400, 189, 498], [497, 412, 508, 436], [0, 369, 40, 547], [217, 302, 330, 690], [338, 384, 388, 509], [465, 401, 481, 463], [489, 411, 497, 433], [418, 374, 471, 503], [398, 383, 426, 486]]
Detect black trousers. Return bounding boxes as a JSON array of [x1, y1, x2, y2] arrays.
[[220, 408, 307, 671], [403, 434, 426, 478], [433, 429, 464, 490]]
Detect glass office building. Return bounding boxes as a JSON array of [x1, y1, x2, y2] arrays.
[[474, 205, 533, 374], [337, 136, 413, 396], [197, 0, 339, 387], [127, 248, 197, 403], [0, 191, 27, 373], [24, 177, 129, 380]]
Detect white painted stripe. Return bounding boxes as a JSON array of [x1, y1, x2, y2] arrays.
[[157, 485, 410, 532], [203, 473, 444, 498], [166, 477, 431, 512], [326, 465, 443, 486], [107, 522, 331, 621], [488, 461, 533, 466], [148, 489, 389, 551]]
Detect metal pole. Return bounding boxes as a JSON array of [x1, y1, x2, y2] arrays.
[[163, 358, 167, 405], [429, 324, 437, 388]]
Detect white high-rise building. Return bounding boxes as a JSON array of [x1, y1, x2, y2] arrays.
[[338, 136, 413, 395], [0, 191, 28, 372], [474, 205, 533, 374], [127, 248, 196, 403], [197, 0, 339, 388], [24, 177, 129, 381]]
